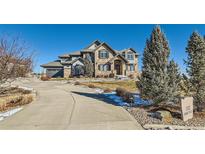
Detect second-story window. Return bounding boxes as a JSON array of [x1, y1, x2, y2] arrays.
[[99, 50, 109, 59], [127, 52, 134, 60]]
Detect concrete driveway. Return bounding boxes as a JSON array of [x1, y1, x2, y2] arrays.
[[0, 78, 142, 130]]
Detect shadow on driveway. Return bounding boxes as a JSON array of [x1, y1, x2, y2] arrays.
[[71, 91, 121, 106]]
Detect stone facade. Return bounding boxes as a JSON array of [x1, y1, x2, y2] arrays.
[[63, 66, 71, 78], [122, 49, 139, 78], [41, 40, 139, 78]]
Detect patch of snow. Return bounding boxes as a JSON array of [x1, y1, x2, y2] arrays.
[[134, 94, 152, 106], [0, 107, 23, 122], [0, 117, 3, 121], [103, 92, 129, 106], [95, 88, 104, 94], [102, 92, 152, 107], [115, 75, 129, 80], [18, 86, 33, 91]]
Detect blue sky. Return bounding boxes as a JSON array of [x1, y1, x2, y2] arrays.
[[0, 24, 205, 73]]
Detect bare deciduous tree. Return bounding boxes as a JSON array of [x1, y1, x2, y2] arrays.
[[0, 35, 34, 94]]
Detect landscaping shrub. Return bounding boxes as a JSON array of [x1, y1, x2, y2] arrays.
[[116, 87, 127, 97], [74, 81, 81, 85], [104, 75, 109, 78], [109, 73, 115, 78], [123, 91, 135, 104], [1, 94, 34, 111], [21, 94, 33, 105], [96, 74, 103, 78], [8, 96, 23, 104], [88, 84, 96, 88], [116, 87, 135, 104], [128, 74, 134, 79], [103, 88, 112, 93], [40, 76, 50, 81]]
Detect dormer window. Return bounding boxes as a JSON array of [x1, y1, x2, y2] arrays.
[[127, 51, 134, 60], [99, 50, 109, 59]]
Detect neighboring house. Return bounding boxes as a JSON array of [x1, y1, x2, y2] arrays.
[[41, 40, 139, 78]]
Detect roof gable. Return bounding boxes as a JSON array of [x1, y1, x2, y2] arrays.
[[128, 48, 138, 55], [121, 48, 139, 55], [84, 40, 101, 50], [107, 54, 128, 63], [93, 42, 118, 56], [70, 57, 85, 65]]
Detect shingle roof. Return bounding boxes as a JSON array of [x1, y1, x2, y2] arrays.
[[40, 60, 63, 68], [59, 40, 102, 57], [69, 51, 81, 55], [59, 51, 81, 58], [58, 54, 70, 58]]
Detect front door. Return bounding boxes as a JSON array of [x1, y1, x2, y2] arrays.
[[114, 60, 121, 75]]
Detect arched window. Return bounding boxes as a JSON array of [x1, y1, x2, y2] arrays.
[[104, 64, 111, 71], [99, 50, 109, 59], [98, 64, 111, 71]]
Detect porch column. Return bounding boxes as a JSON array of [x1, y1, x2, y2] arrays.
[[122, 63, 126, 76]]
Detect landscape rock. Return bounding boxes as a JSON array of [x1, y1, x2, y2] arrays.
[[148, 110, 173, 123], [156, 110, 173, 123]]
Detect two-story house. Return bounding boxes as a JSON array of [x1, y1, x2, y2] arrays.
[[41, 40, 139, 78]]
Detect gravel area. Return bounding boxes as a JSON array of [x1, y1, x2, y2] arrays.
[[126, 107, 205, 128]]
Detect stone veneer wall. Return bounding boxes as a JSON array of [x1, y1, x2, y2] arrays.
[[94, 45, 115, 77], [123, 49, 139, 78], [63, 66, 71, 78]]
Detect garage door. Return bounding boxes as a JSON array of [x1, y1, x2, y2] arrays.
[[46, 68, 63, 78]]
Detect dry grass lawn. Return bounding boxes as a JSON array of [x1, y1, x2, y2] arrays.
[[81, 80, 138, 92], [0, 88, 34, 112]]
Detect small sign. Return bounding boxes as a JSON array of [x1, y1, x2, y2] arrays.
[[181, 97, 193, 121]]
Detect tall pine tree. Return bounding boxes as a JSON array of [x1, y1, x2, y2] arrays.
[[138, 25, 181, 104], [167, 60, 181, 103], [186, 32, 205, 112], [138, 26, 171, 104]]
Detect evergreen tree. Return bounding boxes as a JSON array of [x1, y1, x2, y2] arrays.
[[185, 32, 205, 112], [167, 60, 181, 103], [180, 74, 192, 97], [138, 25, 171, 104]]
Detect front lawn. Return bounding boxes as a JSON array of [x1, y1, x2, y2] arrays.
[[80, 80, 138, 92]]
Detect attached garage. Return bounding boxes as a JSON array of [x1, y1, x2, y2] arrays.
[[46, 68, 63, 78], [41, 60, 64, 78]]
